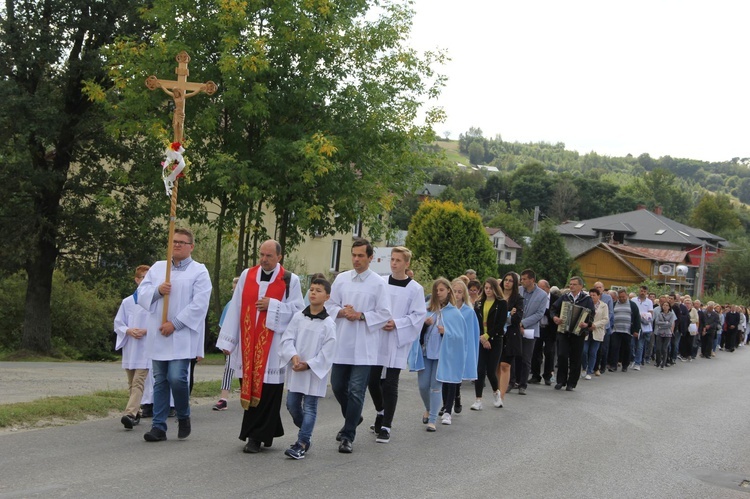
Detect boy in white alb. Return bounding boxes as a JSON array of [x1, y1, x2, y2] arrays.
[[113, 265, 151, 430], [279, 278, 337, 459], [367, 246, 426, 443]]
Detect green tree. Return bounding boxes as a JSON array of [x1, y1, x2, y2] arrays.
[[689, 193, 742, 237], [104, 0, 445, 317], [0, 0, 155, 353], [521, 223, 577, 288], [468, 141, 484, 165], [406, 200, 496, 280], [510, 161, 553, 213]]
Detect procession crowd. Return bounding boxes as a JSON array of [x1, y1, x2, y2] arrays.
[[114, 231, 745, 459]]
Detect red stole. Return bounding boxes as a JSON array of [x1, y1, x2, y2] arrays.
[[240, 265, 287, 409]]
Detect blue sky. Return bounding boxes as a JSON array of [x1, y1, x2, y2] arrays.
[[408, 0, 749, 162]]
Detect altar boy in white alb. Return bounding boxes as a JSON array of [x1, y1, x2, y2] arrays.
[[137, 228, 212, 442], [326, 239, 392, 454], [113, 265, 151, 430], [367, 246, 426, 444], [279, 277, 337, 459]]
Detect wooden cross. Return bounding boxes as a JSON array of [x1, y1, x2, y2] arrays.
[[146, 51, 217, 322]]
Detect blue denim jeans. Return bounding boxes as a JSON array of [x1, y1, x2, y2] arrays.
[[417, 357, 442, 424], [582, 336, 600, 374], [634, 331, 649, 366], [330, 364, 370, 442], [151, 359, 190, 431], [286, 391, 319, 447]]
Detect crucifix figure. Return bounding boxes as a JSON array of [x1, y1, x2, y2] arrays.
[[146, 51, 217, 321]]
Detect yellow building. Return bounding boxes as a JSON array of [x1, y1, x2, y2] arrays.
[[576, 242, 693, 292]]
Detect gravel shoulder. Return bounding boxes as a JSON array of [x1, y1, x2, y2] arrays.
[[0, 361, 226, 404]]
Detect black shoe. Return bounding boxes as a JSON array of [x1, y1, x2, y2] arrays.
[[285, 441, 308, 460], [140, 404, 153, 418], [544, 379, 552, 386], [438, 407, 445, 416], [376, 428, 390, 444], [454, 402, 463, 414], [336, 430, 343, 442], [529, 376, 542, 384], [177, 417, 191, 440], [243, 438, 261, 453], [143, 427, 167, 442], [607, 367, 616, 373], [370, 414, 383, 433], [566, 386, 574, 391], [133, 413, 141, 426], [621, 367, 628, 373], [554, 383, 563, 390], [121, 414, 136, 430], [168, 407, 176, 418], [338, 439, 353, 453]]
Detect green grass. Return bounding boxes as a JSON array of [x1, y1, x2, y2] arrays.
[[0, 379, 239, 429], [435, 140, 469, 165]]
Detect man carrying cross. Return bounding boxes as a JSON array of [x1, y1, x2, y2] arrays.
[[138, 228, 212, 442]]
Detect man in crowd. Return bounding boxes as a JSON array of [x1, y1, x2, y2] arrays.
[[138, 228, 212, 442], [518, 270, 547, 395], [609, 289, 640, 372], [367, 246, 426, 443], [327, 239, 392, 454], [529, 281, 556, 386], [632, 285, 653, 370], [551, 277, 594, 391], [217, 239, 304, 453]]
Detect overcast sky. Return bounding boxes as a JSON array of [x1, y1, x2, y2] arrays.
[[407, 0, 749, 163]]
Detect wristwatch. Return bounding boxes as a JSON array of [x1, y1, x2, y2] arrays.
[[359, 313, 365, 321]]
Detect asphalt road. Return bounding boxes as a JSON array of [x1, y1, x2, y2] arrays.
[[1, 350, 749, 498]]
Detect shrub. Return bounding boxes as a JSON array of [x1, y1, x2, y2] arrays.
[[0, 271, 121, 359]]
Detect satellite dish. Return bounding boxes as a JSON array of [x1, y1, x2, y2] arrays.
[[676, 265, 689, 276], [658, 264, 674, 275]]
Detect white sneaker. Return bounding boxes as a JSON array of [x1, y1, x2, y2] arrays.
[[470, 400, 483, 411], [584, 374, 592, 380], [493, 391, 503, 408], [633, 365, 641, 371], [441, 413, 452, 425]]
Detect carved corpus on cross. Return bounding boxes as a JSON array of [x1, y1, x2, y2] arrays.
[[146, 51, 217, 322]]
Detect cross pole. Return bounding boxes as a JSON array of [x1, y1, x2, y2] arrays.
[[146, 51, 217, 322]]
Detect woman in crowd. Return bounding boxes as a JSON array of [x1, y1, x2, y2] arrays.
[[654, 300, 676, 369], [408, 278, 466, 432], [684, 297, 700, 361], [471, 277, 508, 410], [496, 272, 524, 406], [439, 278, 480, 419], [581, 288, 609, 380]]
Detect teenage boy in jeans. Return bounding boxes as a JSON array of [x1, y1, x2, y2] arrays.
[[279, 278, 337, 459]]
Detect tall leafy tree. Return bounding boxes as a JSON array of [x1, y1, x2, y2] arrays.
[[521, 223, 577, 288], [102, 0, 446, 316], [0, 0, 154, 353], [406, 200, 496, 280], [690, 193, 742, 237]]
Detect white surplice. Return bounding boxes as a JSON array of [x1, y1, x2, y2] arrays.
[[279, 312, 337, 397], [113, 294, 150, 369], [216, 264, 304, 384], [137, 260, 212, 361], [326, 269, 392, 365], [375, 276, 427, 369]]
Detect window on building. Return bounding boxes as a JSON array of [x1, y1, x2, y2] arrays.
[[505, 251, 511, 261], [352, 218, 362, 238], [331, 239, 341, 272]]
